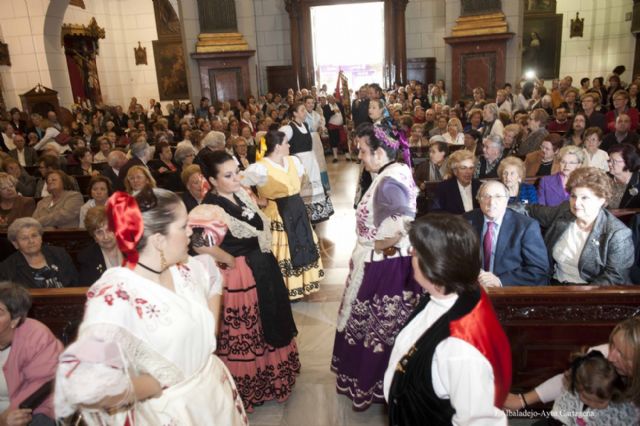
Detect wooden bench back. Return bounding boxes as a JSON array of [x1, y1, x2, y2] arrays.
[[27, 285, 640, 389]]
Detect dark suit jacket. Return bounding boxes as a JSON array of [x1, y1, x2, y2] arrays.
[[527, 202, 633, 285], [537, 172, 569, 206], [101, 167, 123, 192], [464, 209, 550, 286], [431, 178, 481, 215], [77, 242, 107, 285], [0, 245, 79, 288], [9, 147, 38, 167], [617, 171, 640, 209]]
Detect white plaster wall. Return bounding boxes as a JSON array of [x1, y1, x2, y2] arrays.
[[254, 0, 291, 94], [0, 0, 58, 110], [556, 0, 635, 82], [0, 0, 190, 111], [405, 0, 447, 82], [59, 0, 160, 108]]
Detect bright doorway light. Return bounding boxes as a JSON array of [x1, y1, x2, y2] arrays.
[[310, 2, 384, 92]]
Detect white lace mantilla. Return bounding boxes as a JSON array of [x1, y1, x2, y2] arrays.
[[222, 188, 272, 253]]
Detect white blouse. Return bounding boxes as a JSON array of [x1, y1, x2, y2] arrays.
[[241, 156, 305, 187], [552, 222, 589, 284], [384, 294, 507, 425], [584, 149, 609, 172]]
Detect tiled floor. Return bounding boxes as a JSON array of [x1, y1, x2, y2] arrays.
[[247, 159, 534, 426]]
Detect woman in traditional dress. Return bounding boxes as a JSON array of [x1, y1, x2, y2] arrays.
[[331, 122, 423, 410], [242, 130, 324, 300], [194, 151, 300, 411], [54, 187, 247, 425], [303, 95, 330, 192], [282, 102, 334, 223]]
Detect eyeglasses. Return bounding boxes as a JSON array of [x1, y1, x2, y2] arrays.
[[608, 158, 625, 164], [456, 166, 474, 171], [560, 160, 580, 166]]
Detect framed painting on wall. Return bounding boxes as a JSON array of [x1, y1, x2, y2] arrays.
[[152, 40, 189, 100], [525, 0, 557, 14], [521, 14, 563, 79]]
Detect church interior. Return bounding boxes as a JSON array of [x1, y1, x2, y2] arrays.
[[0, 0, 640, 425]]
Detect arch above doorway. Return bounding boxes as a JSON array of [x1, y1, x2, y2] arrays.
[[284, 0, 408, 89]]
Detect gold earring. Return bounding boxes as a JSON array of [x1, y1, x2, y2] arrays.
[[160, 250, 168, 270]]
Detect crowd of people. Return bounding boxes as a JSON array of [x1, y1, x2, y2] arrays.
[[0, 66, 640, 424]]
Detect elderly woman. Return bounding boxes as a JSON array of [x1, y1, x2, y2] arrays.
[[232, 136, 253, 170], [78, 176, 112, 229], [583, 126, 609, 171], [475, 134, 504, 179], [3, 158, 36, 197], [537, 145, 585, 206], [498, 157, 537, 205], [502, 123, 522, 157], [525, 133, 562, 177], [174, 144, 197, 170], [0, 173, 35, 228], [464, 109, 484, 133], [124, 165, 157, 194], [608, 143, 640, 209], [481, 103, 504, 138], [0, 218, 78, 287], [77, 206, 122, 284], [0, 282, 62, 426], [432, 149, 481, 214], [414, 139, 449, 216], [384, 214, 511, 424], [606, 89, 639, 133], [443, 118, 465, 145], [181, 164, 211, 212], [32, 170, 83, 228], [527, 167, 633, 284]]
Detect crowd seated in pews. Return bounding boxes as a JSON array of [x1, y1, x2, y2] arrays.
[[0, 70, 639, 294]]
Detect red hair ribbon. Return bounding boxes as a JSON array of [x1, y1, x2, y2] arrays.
[[106, 191, 144, 269]]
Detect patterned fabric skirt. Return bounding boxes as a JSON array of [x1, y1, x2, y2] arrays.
[[331, 255, 423, 410], [295, 151, 334, 223], [266, 203, 324, 300], [311, 132, 330, 192], [217, 256, 301, 412]]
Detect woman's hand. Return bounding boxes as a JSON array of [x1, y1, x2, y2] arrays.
[[257, 196, 268, 208], [2, 408, 32, 426], [503, 393, 524, 410], [221, 252, 235, 269]]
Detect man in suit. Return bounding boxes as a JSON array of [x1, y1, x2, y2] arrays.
[[464, 180, 549, 287], [101, 150, 127, 192], [118, 140, 153, 190], [601, 113, 639, 152], [8, 134, 38, 167]]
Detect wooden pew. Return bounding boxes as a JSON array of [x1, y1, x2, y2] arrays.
[[29, 287, 87, 344], [488, 286, 640, 391], [28, 285, 640, 390]]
